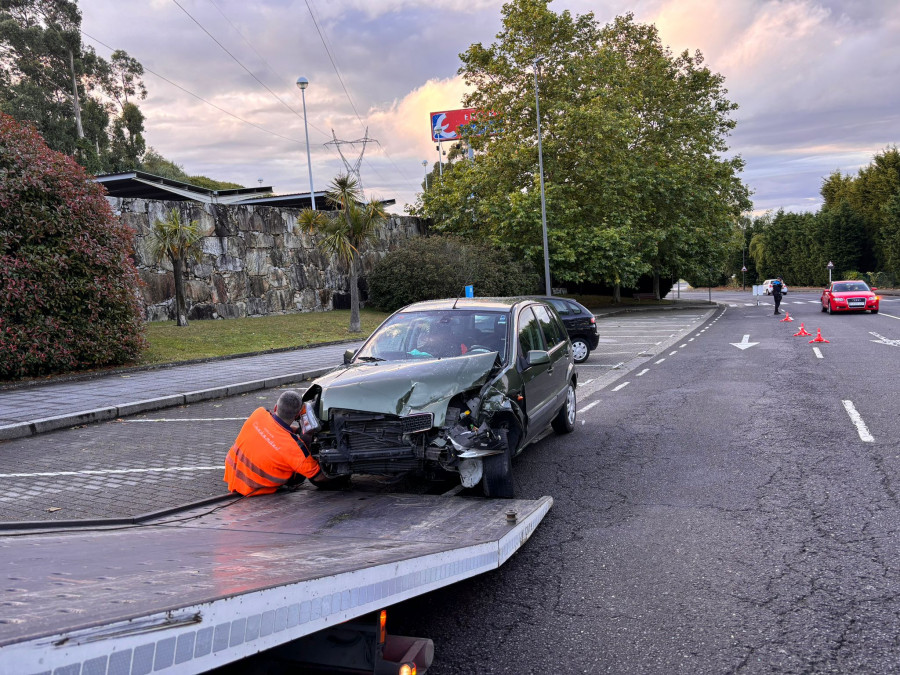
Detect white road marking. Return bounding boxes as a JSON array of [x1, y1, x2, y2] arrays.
[[679, 344, 687, 348], [813, 347, 824, 359], [880, 313, 900, 320], [730, 335, 759, 350], [581, 378, 594, 385], [744, 303, 755, 306], [869, 331, 900, 347], [793, 301, 805, 304], [612, 382, 630, 392], [808, 301, 820, 304], [581, 401, 601, 413], [124, 418, 245, 422], [669, 351, 678, 356], [842, 400, 874, 442], [688, 338, 695, 342], [0, 466, 224, 478], [655, 358, 666, 364], [636, 368, 649, 377]]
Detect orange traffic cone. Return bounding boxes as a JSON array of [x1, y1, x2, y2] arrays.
[[780, 311, 793, 322], [809, 328, 830, 344], [793, 323, 812, 337]]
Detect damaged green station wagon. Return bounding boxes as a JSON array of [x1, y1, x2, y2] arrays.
[[299, 298, 577, 497]]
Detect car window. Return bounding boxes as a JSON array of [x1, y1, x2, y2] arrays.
[[533, 305, 564, 348], [566, 300, 583, 315], [547, 298, 570, 315], [355, 310, 509, 362], [518, 307, 544, 354]]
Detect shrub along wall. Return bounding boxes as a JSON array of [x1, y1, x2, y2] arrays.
[[110, 198, 427, 321]]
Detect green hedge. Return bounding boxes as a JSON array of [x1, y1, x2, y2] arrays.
[[367, 235, 540, 312], [0, 113, 146, 379]]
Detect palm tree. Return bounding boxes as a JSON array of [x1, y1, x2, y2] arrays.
[[148, 209, 203, 326], [298, 174, 388, 333]]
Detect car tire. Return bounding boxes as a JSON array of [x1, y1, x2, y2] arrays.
[[571, 338, 590, 364], [551, 382, 576, 434], [821, 303, 827, 313], [872, 309, 879, 314], [481, 444, 514, 498], [826, 303, 832, 314]]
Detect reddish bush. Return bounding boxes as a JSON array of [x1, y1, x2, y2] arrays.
[[0, 113, 146, 379]]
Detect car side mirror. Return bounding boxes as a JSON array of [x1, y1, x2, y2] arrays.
[[871, 287, 878, 292], [526, 349, 550, 366], [343, 349, 357, 364]]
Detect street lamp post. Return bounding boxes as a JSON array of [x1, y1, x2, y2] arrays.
[[827, 260, 834, 284], [422, 159, 429, 191], [533, 57, 552, 296], [295, 76, 316, 210]]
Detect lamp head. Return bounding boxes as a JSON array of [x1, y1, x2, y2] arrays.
[[296, 76, 309, 90]]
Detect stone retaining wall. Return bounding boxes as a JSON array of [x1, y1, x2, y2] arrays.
[[110, 198, 426, 322]]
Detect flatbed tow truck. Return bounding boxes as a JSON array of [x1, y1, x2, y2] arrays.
[[0, 489, 551, 674]]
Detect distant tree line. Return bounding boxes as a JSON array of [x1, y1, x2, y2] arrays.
[[0, 0, 240, 189], [746, 148, 900, 288]]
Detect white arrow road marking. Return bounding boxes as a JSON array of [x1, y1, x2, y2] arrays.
[[730, 334, 760, 350], [842, 400, 874, 442], [869, 331, 900, 347]]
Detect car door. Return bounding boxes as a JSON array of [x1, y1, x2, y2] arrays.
[[532, 303, 569, 412], [516, 306, 555, 438]]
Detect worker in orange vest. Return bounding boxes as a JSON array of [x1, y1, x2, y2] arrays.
[[224, 390, 330, 496]]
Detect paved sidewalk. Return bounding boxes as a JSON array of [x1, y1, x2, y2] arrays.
[[0, 301, 712, 443]]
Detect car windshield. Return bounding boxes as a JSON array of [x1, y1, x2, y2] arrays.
[[834, 282, 869, 292], [355, 310, 510, 363]]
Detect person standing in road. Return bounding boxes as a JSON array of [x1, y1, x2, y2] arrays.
[[772, 276, 784, 314], [224, 390, 330, 496]]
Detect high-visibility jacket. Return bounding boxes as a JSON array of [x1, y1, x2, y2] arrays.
[[224, 407, 322, 496]]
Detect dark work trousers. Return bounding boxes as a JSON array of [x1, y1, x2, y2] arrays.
[[773, 292, 783, 313]]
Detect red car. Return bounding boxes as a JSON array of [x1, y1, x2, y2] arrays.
[[821, 281, 880, 314]]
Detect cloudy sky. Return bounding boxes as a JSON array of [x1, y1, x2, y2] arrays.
[[79, 0, 899, 215]]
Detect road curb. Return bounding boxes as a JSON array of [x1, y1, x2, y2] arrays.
[[0, 366, 334, 441]]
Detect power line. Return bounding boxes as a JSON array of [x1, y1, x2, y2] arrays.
[[81, 30, 309, 148]]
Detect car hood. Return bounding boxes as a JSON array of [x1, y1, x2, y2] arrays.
[[311, 352, 498, 425]]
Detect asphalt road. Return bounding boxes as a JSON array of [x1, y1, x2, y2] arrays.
[[388, 291, 900, 674], [5, 295, 900, 673]]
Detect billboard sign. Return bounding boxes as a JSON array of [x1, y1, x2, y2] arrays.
[[430, 108, 498, 142]]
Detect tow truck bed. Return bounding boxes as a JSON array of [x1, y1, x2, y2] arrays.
[[0, 490, 551, 674]]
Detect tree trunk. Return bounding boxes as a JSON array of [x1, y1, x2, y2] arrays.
[[613, 283, 621, 304], [68, 49, 84, 140], [349, 256, 361, 333], [653, 271, 660, 300], [173, 257, 189, 326]]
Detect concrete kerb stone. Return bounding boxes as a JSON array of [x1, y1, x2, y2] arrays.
[[117, 395, 187, 418], [32, 407, 119, 435], [0, 422, 33, 441]]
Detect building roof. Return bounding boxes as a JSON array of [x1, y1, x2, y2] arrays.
[[93, 171, 394, 210]]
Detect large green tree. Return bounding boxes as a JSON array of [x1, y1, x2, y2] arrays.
[[0, 0, 147, 172], [416, 1, 749, 295]]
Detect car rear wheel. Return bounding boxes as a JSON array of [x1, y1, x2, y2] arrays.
[[571, 338, 590, 363], [551, 382, 576, 434], [826, 302, 832, 314], [821, 303, 827, 312]]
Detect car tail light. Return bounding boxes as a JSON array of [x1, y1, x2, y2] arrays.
[[590, 317, 596, 324], [379, 610, 387, 645], [399, 664, 417, 675]]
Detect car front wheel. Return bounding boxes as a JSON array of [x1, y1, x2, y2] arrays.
[[821, 302, 827, 312], [872, 309, 879, 314], [551, 382, 576, 434], [571, 338, 590, 363]]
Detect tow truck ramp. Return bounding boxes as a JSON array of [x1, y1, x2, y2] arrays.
[[0, 491, 552, 674]]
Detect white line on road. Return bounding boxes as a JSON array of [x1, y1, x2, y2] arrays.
[[679, 344, 687, 348], [842, 400, 874, 442], [655, 358, 666, 364], [636, 368, 649, 377], [688, 338, 694, 342], [581, 401, 601, 413], [124, 418, 245, 422], [669, 351, 678, 356], [880, 313, 900, 320], [581, 378, 594, 385], [0, 466, 224, 478], [813, 347, 824, 359], [612, 382, 630, 391]]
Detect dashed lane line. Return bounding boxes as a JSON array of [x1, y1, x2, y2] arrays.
[[669, 351, 678, 356], [612, 382, 630, 391], [581, 401, 601, 414], [842, 400, 875, 442], [880, 313, 900, 320], [655, 358, 666, 364], [636, 369, 649, 377], [0, 466, 223, 478], [813, 347, 824, 359]]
